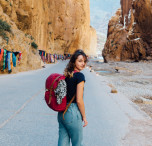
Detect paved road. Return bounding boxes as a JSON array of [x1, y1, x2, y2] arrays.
[[0, 61, 150, 146]]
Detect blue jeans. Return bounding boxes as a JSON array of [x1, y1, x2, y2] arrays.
[[58, 103, 83, 146]]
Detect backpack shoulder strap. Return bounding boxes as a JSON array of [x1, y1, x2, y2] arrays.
[[62, 94, 76, 120], [48, 75, 61, 104], [62, 71, 79, 120]]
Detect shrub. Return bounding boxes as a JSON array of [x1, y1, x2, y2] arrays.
[[31, 42, 38, 49], [48, 22, 52, 25], [0, 19, 11, 32], [30, 35, 34, 40], [0, 19, 11, 43], [25, 34, 34, 40]]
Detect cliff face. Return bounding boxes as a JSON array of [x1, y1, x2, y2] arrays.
[[0, 0, 96, 55], [0, 3, 42, 73], [103, 0, 152, 62], [0, 0, 97, 73]]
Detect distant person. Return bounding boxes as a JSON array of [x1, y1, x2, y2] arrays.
[[58, 49, 88, 146]]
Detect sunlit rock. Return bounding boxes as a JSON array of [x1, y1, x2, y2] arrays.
[[0, 0, 97, 73], [103, 0, 152, 62]]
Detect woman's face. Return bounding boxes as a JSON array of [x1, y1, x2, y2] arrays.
[[74, 55, 86, 71]]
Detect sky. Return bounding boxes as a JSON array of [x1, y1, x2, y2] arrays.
[[90, 0, 120, 34], [90, 0, 120, 53]]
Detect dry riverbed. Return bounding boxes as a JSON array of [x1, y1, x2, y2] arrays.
[[87, 59, 152, 118]]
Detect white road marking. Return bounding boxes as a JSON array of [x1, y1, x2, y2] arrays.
[[0, 89, 44, 129]]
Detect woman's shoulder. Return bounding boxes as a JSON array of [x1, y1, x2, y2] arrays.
[[74, 71, 85, 77], [74, 72, 85, 83]]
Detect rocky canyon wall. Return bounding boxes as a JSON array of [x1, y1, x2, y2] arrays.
[[0, 0, 97, 54], [120, 0, 132, 26], [0, 0, 97, 73], [103, 0, 152, 62]]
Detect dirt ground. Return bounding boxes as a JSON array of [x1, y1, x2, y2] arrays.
[[87, 59, 152, 119]]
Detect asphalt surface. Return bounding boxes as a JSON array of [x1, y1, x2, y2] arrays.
[[0, 61, 150, 146]]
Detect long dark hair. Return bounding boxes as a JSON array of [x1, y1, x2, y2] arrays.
[[64, 49, 88, 78]]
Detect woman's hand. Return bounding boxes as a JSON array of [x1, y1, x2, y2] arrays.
[[83, 117, 88, 127]]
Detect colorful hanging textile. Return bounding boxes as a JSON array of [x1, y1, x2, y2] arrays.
[[48, 53, 50, 63], [0, 49, 4, 62], [14, 52, 19, 56], [5, 51, 8, 69], [43, 52, 45, 61], [0, 49, 21, 73], [43, 52, 45, 62], [53, 55, 55, 62], [41, 52, 43, 62], [54, 54, 57, 59], [39, 50, 42, 56], [18, 52, 22, 62], [7, 52, 11, 72], [46, 53, 48, 63], [52, 54, 54, 63], [3, 49, 6, 70], [48, 54, 50, 63], [12, 53, 17, 67], [45, 53, 46, 62], [53, 55, 56, 63], [50, 54, 52, 63], [10, 53, 13, 69]]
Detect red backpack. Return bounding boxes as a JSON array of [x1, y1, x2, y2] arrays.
[[45, 73, 67, 112], [45, 73, 75, 118]]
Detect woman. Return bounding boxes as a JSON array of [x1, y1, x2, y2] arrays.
[[58, 49, 88, 146]]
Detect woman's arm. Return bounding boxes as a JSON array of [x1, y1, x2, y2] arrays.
[[76, 81, 88, 127]]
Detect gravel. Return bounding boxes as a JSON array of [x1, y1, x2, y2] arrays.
[[87, 59, 152, 118]]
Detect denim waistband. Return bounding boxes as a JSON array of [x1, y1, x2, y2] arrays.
[[67, 103, 78, 110]]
